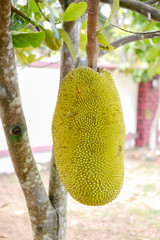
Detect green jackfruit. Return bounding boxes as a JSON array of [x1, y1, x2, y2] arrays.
[[52, 67, 125, 206]]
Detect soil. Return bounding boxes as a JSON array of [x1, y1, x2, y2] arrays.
[[0, 148, 160, 240]]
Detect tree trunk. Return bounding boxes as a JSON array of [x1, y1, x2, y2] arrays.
[[0, 1, 58, 239]]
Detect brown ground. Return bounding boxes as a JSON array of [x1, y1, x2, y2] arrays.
[[0, 148, 160, 240]]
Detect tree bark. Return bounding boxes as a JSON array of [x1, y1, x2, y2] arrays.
[[0, 1, 58, 239], [59, 19, 80, 82], [99, 31, 160, 57], [86, 0, 100, 70], [100, 0, 160, 22]]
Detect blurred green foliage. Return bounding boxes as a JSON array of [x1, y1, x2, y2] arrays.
[[12, 0, 160, 83]]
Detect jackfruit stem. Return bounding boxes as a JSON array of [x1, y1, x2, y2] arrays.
[[86, 0, 100, 71]]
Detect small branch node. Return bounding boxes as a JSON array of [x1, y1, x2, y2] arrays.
[[88, 8, 96, 15], [8, 124, 25, 142], [10, 125, 22, 136]]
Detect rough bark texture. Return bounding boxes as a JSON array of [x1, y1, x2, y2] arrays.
[[49, 151, 67, 240], [59, 20, 79, 82], [49, 1, 82, 240], [86, 0, 99, 70], [0, 1, 58, 239], [99, 31, 160, 57], [146, 0, 160, 5]]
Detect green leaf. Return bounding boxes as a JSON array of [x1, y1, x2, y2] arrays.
[[63, 2, 87, 22], [27, 0, 32, 15], [80, 32, 87, 52], [148, 61, 159, 79], [30, 1, 40, 14], [12, 31, 45, 48], [152, 38, 160, 44], [15, 48, 44, 65], [141, 70, 148, 83], [12, 13, 26, 31], [97, 32, 114, 51], [47, 4, 60, 22], [20, 0, 32, 17], [35, 12, 42, 21], [79, 18, 87, 51], [15, 49, 29, 64], [133, 69, 143, 83], [28, 54, 36, 63], [50, 23, 60, 40], [144, 20, 157, 31], [59, 29, 76, 60], [81, 17, 87, 29], [47, 5, 60, 39], [145, 48, 160, 61], [98, 0, 119, 32]]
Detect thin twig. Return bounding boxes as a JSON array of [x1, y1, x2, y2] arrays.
[[36, 2, 50, 22], [12, 4, 29, 19], [99, 31, 160, 57], [11, 4, 45, 31], [146, 0, 160, 5], [111, 23, 160, 35]]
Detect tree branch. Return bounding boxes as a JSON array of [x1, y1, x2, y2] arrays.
[[100, 0, 160, 22], [86, 0, 100, 70], [49, 151, 67, 240], [0, 1, 57, 239], [59, 20, 78, 81], [99, 31, 160, 56], [36, 1, 50, 22], [111, 23, 160, 35], [11, 4, 45, 31]]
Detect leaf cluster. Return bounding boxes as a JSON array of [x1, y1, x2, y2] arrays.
[[11, 0, 87, 65], [12, 0, 160, 82], [122, 8, 160, 83]]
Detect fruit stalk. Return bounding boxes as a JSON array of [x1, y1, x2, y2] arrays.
[[86, 0, 100, 71]]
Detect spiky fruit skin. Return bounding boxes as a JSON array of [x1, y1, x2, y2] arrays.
[[52, 67, 125, 206]]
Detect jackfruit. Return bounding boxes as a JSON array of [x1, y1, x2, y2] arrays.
[[52, 67, 125, 206]]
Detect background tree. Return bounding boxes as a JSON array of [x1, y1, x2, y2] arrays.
[[1, 0, 160, 239]]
